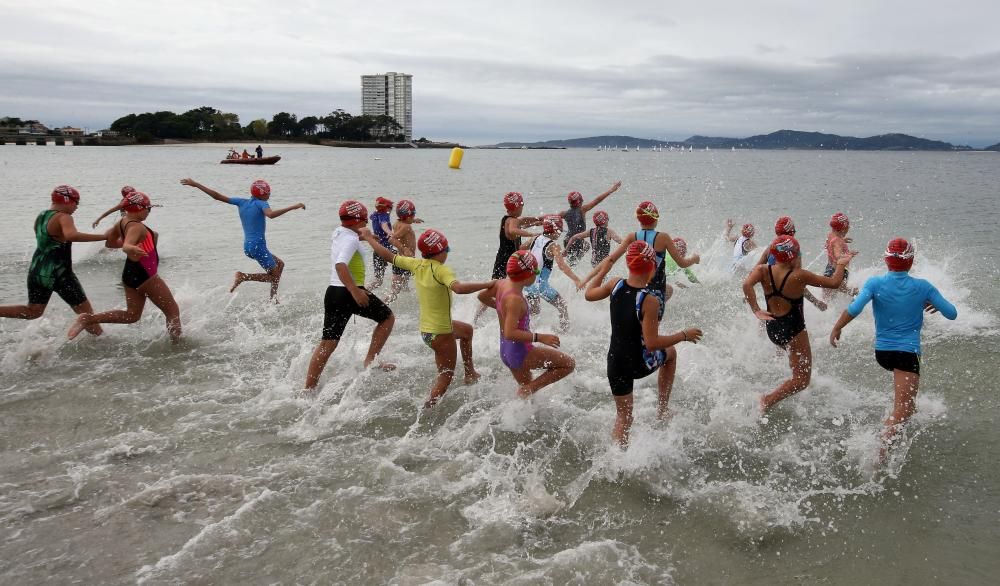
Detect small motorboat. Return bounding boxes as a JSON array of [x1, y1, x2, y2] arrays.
[[220, 155, 281, 165]]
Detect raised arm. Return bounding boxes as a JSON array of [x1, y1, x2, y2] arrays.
[[55, 214, 107, 243], [724, 219, 736, 242], [742, 265, 773, 321], [263, 203, 306, 219], [180, 178, 231, 204], [581, 180, 621, 213]]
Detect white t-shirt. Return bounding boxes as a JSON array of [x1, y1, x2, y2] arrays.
[[329, 226, 367, 286]]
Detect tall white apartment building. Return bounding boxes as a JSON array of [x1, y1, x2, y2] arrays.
[[361, 72, 413, 141]]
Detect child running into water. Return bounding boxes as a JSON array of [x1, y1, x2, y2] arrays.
[[363, 228, 495, 407], [384, 199, 418, 303], [91, 185, 136, 228], [565, 210, 622, 267], [586, 241, 703, 448], [474, 192, 541, 323], [663, 237, 699, 287], [726, 219, 757, 272], [0, 186, 107, 335], [742, 235, 855, 414], [180, 178, 305, 301], [523, 215, 583, 331], [68, 192, 182, 342], [561, 181, 621, 265], [304, 200, 395, 392], [585, 201, 700, 319], [755, 216, 827, 311], [477, 251, 575, 398], [830, 238, 957, 456], [824, 212, 858, 300], [369, 196, 395, 290]]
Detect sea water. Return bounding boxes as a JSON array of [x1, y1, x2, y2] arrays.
[[0, 144, 998, 584]]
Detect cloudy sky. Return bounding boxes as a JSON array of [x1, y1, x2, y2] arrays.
[[2, 0, 999, 146]]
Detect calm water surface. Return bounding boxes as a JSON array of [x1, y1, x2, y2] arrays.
[[1, 144, 998, 584]]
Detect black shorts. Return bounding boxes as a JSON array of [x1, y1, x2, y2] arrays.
[[27, 272, 87, 307], [122, 260, 152, 290], [875, 350, 920, 376], [765, 308, 806, 347], [607, 350, 668, 396], [322, 286, 393, 340]]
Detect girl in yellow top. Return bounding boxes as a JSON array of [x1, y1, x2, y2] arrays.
[[364, 228, 495, 408]]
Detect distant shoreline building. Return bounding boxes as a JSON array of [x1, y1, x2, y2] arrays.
[[361, 72, 412, 141]]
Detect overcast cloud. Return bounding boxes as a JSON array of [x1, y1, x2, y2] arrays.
[[2, 0, 999, 146]]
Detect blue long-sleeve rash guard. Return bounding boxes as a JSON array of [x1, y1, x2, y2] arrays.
[[847, 271, 958, 354]]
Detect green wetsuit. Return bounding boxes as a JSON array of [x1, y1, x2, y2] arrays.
[[663, 256, 699, 284], [26, 210, 87, 306]]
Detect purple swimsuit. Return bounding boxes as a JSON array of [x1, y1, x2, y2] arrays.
[[496, 285, 533, 369]]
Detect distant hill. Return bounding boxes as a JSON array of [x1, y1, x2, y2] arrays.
[[492, 129, 972, 151], [986, 142, 1000, 151]]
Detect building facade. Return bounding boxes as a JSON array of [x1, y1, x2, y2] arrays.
[[361, 72, 412, 141]]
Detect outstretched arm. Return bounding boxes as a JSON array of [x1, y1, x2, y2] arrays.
[[804, 289, 827, 311], [452, 280, 496, 295], [551, 244, 581, 286], [742, 266, 773, 321], [263, 203, 306, 219], [566, 231, 588, 246], [724, 219, 736, 242], [584, 275, 618, 301], [581, 180, 621, 213], [55, 215, 107, 243], [800, 253, 856, 289], [505, 217, 538, 239], [360, 230, 397, 261], [661, 233, 700, 268], [92, 203, 123, 228], [607, 228, 622, 244], [518, 216, 543, 228], [180, 178, 231, 204], [579, 233, 634, 287]]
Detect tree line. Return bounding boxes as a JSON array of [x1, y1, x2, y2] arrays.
[[109, 107, 404, 142]]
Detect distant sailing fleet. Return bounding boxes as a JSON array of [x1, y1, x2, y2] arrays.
[[595, 145, 730, 152]]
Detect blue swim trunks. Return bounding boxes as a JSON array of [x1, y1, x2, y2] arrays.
[[244, 239, 277, 271], [524, 267, 560, 303]]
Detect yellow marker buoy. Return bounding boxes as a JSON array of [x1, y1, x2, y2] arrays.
[[448, 147, 464, 169]]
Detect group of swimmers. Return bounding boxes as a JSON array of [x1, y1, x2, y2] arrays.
[[0, 181, 958, 457]]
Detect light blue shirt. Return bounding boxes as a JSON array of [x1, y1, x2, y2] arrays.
[[228, 197, 270, 243], [847, 271, 957, 354]]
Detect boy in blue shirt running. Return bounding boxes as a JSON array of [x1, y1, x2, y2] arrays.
[[181, 178, 304, 300], [830, 238, 957, 451]]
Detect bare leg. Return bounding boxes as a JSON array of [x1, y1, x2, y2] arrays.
[[71, 300, 104, 336], [424, 333, 457, 408], [509, 345, 575, 398], [362, 314, 395, 370], [232, 257, 284, 300], [141, 276, 182, 342], [882, 370, 920, 444], [760, 330, 812, 413], [305, 339, 338, 391], [0, 303, 46, 320], [613, 394, 634, 449], [268, 257, 284, 300], [68, 287, 146, 339], [656, 347, 678, 420], [453, 320, 479, 384]]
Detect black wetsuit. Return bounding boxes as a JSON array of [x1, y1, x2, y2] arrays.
[[588, 227, 611, 267], [607, 279, 666, 396], [563, 207, 587, 264], [491, 215, 521, 279], [764, 265, 806, 347]]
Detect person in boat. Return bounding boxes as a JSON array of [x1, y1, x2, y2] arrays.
[[180, 178, 305, 301], [363, 228, 494, 408], [754, 216, 827, 311], [0, 185, 107, 335], [585, 240, 703, 448], [742, 235, 855, 415], [521, 215, 583, 332], [92, 185, 136, 228], [726, 219, 757, 272], [304, 200, 395, 392], [255, 145, 263, 159], [560, 181, 621, 265], [823, 212, 858, 300], [477, 251, 575, 399], [564, 210, 622, 268], [829, 238, 957, 457], [241, 149, 251, 159], [68, 192, 181, 342]]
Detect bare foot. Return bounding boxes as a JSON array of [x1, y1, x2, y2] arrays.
[[657, 407, 674, 422], [516, 385, 533, 399], [363, 360, 397, 371], [230, 272, 245, 293], [757, 394, 770, 422], [67, 314, 91, 340], [464, 371, 481, 385]]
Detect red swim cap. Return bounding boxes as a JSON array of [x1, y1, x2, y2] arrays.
[[672, 237, 688, 257], [542, 214, 564, 234], [567, 191, 583, 207], [417, 229, 449, 258], [396, 199, 415, 218], [774, 216, 795, 235], [593, 210, 609, 227], [375, 196, 393, 211], [884, 237, 914, 271], [250, 179, 270, 198], [741, 223, 755, 238], [770, 235, 800, 264], [121, 185, 137, 198], [506, 250, 538, 282], [626, 240, 657, 273], [830, 212, 849, 232], [339, 200, 368, 226], [122, 191, 153, 213], [503, 191, 523, 211], [636, 201, 659, 225], [51, 185, 80, 204]]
